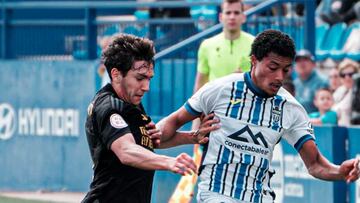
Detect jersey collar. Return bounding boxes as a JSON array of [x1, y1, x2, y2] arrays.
[[244, 72, 272, 98]]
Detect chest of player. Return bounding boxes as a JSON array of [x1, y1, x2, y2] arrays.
[[216, 94, 291, 132], [121, 108, 154, 151]]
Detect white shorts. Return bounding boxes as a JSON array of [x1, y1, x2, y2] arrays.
[[197, 190, 251, 203]]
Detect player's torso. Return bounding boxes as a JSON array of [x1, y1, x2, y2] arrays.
[[119, 105, 154, 151], [199, 78, 291, 203], [205, 35, 252, 80]]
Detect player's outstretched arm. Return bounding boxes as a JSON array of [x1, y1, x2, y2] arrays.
[[111, 133, 196, 176], [299, 140, 360, 182], [156, 107, 220, 149]]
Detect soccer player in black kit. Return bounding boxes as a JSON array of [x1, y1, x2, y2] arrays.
[[82, 34, 219, 203]]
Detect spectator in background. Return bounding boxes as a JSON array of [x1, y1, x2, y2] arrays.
[[97, 36, 113, 88], [329, 67, 342, 93], [351, 72, 360, 124], [321, 0, 360, 25], [282, 79, 296, 96], [148, 0, 196, 50], [294, 49, 329, 113], [294, 0, 322, 16], [332, 58, 360, 126], [309, 88, 338, 125]]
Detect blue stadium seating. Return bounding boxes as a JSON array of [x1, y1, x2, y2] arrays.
[[315, 23, 329, 51], [315, 22, 360, 61], [344, 22, 360, 61], [329, 22, 360, 60], [316, 23, 346, 61]]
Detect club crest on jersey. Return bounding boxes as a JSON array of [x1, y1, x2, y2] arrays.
[[307, 122, 314, 135], [110, 113, 128, 129], [271, 106, 281, 124]]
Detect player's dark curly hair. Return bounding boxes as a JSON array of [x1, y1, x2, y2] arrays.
[[103, 34, 155, 79], [250, 29, 296, 62]]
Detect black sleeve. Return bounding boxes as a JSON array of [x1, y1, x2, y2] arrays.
[[98, 110, 131, 150], [93, 93, 134, 149]]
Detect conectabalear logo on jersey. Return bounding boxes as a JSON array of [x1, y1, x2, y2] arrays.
[[0, 102, 80, 140], [225, 125, 270, 155]]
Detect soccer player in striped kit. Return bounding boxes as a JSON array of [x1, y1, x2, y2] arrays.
[[157, 30, 360, 203]]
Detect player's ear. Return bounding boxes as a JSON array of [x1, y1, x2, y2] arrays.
[[111, 68, 122, 82], [250, 55, 257, 69]]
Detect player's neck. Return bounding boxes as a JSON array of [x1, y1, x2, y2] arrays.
[[224, 30, 240, 40]]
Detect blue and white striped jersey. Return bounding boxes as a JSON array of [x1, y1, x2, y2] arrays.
[[185, 72, 315, 203]]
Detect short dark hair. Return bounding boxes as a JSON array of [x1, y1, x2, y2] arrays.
[[315, 87, 332, 98], [221, 0, 244, 12], [250, 29, 296, 62], [103, 34, 155, 79]]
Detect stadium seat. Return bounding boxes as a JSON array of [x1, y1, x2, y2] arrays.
[[315, 23, 329, 51], [346, 52, 360, 61], [316, 23, 346, 61], [134, 10, 149, 20], [329, 22, 360, 60]]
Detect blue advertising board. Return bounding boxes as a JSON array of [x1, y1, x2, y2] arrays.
[[0, 61, 96, 191]]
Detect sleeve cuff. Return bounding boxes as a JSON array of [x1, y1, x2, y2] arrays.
[[106, 128, 132, 149], [294, 134, 315, 152], [184, 102, 202, 116]]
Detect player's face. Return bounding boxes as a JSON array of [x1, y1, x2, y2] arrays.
[[117, 61, 154, 105], [220, 2, 245, 33], [251, 52, 293, 96], [314, 90, 333, 111]]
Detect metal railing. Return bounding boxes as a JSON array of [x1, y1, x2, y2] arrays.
[[155, 0, 315, 60], [0, 0, 315, 60]]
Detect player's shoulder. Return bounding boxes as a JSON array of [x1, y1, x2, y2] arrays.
[[92, 88, 127, 118], [201, 33, 224, 46], [240, 31, 255, 41], [208, 73, 245, 89], [277, 87, 304, 109]]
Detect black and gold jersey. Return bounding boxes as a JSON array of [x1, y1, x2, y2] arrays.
[[83, 84, 154, 203]]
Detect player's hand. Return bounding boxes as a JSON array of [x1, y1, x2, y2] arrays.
[[192, 113, 220, 144], [340, 158, 360, 183], [169, 153, 197, 176], [146, 122, 161, 148]]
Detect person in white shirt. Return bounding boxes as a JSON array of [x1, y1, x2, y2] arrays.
[[332, 58, 360, 126]]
